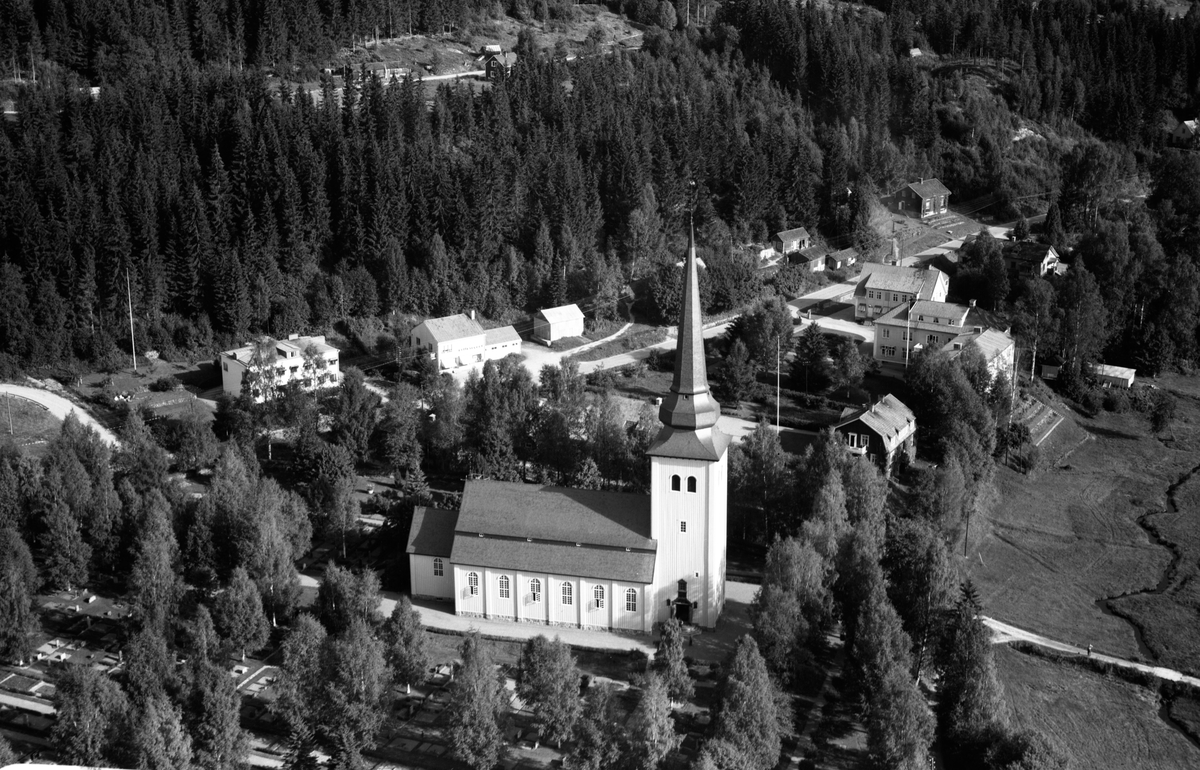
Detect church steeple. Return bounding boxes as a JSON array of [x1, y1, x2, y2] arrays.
[[658, 220, 721, 431]]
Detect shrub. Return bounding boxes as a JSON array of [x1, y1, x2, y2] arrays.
[[149, 375, 181, 392], [1103, 389, 1130, 412]]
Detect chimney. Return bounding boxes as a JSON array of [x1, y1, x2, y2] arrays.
[[469, 309, 476, 320]]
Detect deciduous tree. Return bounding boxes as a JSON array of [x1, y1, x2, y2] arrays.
[[320, 618, 391, 769], [214, 567, 271, 660], [53, 665, 131, 767], [626, 674, 680, 770], [446, 632, 506, 770], [517, 635, 582, 747]]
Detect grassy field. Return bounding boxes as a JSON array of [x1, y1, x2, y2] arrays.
[[970, 384, 1200, 666], [1104, 377, 1200, 675], [1, 393, 62, 454], [996, 645, 1200, 769]]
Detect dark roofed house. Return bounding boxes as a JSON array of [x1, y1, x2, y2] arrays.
[[834, 394, 916, 476], [826, 247, 859, 271], [772, 227, 812, 255], [485, 52, 517, 80], [788, 246, 826, 272], [1002, 241, 1062, 277], [896, 178, 951, 219]]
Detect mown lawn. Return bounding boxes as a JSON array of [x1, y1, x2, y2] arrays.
[[996, 645, 1200, 769]]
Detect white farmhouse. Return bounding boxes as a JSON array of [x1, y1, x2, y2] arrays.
[[410, 313, 521, 370], [219, 334, 340, 402]]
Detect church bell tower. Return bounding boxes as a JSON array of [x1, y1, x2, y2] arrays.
[[647, 222, 730, 630]]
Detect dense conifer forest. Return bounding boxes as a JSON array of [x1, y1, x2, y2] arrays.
[[1, 0, 1199, 378]]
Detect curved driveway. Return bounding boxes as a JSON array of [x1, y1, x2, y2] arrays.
[[0, 383, 120, 448]]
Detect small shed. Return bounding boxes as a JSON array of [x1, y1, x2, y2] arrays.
[[533, 304, 586, 342], [826, 247, 859, 271], [1089, 363, 1136, 388], [772, 227, 811, 255]]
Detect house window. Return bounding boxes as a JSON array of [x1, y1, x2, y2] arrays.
[[881, 346, 897, 356], [499, 575, 510, 599], [222, 362, 228, 371], [530, 579, 542, 602], [467, 572, 479, 596], [625, 588, 637, 612], [680, 521, 687, 533], [892, 293, 898, 302], [594, 585, 605, 609], [882, 329, 890, 338], [927, 334, 938, 344], [687, 476, 697, 493], [874, 306, 882, 314], [671, 475, 681, 491], [433, 558, 443, 577], [562, 582, 573, 605]]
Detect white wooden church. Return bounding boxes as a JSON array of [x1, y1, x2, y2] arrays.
[[405, 229, 730, 631]]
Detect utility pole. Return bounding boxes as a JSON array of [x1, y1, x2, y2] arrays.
[[6, 390, 12, 435], [776, 336, 781, 431], [126, 269, 137, 371]]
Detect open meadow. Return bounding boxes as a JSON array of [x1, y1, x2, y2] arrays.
[[996, 645, 1200, 769], [971, 380, 1200, 671]]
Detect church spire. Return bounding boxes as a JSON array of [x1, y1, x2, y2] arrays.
[[658, 219, 721, 432]]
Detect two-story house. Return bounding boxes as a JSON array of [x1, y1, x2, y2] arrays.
[[411, 313, 521, 370], [220, 334, 341, 401], [872, 300, 971, 367], [834, 394, 916, 476], [1002, 242, 1064, 278], [895, 178, 951, 219], [854, 264, 948, 321]]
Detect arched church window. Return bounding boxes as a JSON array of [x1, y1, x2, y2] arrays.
[[530, 579, 542, 602], [467, 572, 479, 596], [625, 588, 637, 612], [433, 557, 443, 577], [498, 575, 510, 599], [671, 475, 681, 491], [594, 585, 605, 609], [687, 476, 697, 492], [562, 582, 573, 605]]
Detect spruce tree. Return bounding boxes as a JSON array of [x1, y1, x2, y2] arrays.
[[653, 617, 694, 702], [713, 636, 786, 770], [382, 596, 431, 693], [0, 527, 38, 664]]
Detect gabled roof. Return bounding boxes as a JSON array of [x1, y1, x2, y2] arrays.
[[451, 535, 656, 584], [455, 480, 654, 549], [1003, 241, 1059, 265], [415, 314, 486, 343], [836, 394, 916, 452], [857, 264, 947, 298], [407, 507, 458, 557], [909, 300, 970, 325], [906, 178, 952, 199], [223, 334, 336, 364], [1088, 363, 1136, 380], [875, 301, 971, 333], [484, 325, 521, 345], [946, 328, 1013, 363], [450, 480, 657, 583], [828, 247, 859, 261], [775, 227, 810, 242], [534, 304, 585, 324]]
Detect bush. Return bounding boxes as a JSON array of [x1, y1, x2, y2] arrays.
[[149, 375, 181, 392], [1079, 387, 1103, 416], [1103, 389, 1131, 412]]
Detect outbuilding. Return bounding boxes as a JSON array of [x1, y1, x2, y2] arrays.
[[533, 304, 586, 343]]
